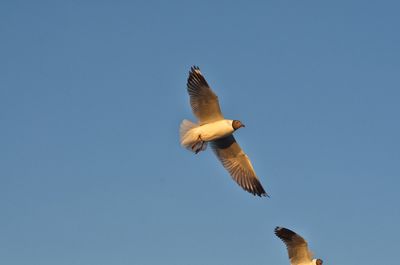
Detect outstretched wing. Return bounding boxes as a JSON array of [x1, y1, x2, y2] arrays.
[[275, 227, 313, 265], [187, 66, 224, 124], [211, 135, 267, 197]]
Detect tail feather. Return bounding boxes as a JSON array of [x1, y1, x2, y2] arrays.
[[179, 119, 207, 153]]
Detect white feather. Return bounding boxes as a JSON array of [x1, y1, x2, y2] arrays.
[[180, 119, 200, 151]]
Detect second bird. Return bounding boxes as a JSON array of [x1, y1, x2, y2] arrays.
[[179, 66, 267, 197]]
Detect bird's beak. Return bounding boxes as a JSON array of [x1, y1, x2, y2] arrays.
[[241, 124, 245, 128]]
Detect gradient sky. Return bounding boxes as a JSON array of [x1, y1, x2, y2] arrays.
[[1, 1, 399, 265]]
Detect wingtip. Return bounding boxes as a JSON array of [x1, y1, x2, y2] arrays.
[[189, 65, 201, 75], [274, 226, 285, 239], [274, 227, 286, 238], [261, 188, 270, 197], [252, 184, 269, 198], [186, 65, 210, 93], [255, 191, 269, 198], [233, 179, 269, 198], [234, 177, 269, 198], [274, 227, 298, 240]]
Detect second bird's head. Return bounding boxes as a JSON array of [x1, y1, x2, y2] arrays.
[[313, 259, 323, 265], [232, 120, 245, 130]]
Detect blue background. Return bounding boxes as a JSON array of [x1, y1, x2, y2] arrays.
[[1, 1, 399, 264]]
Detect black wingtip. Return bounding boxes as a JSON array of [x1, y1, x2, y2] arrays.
[[250, 181, 269, 198], [187, 65, 209, 90], [234, 176, 269, 198], [274, 226, 285, 238], [262, 192, 270, 198], [259, 186, 269, 198], [253, 190, 269, 198], [274, 226, 297, 241], [188, 65, 202, 79], [190, 65, 200, 73], [274, 226, 282, 234]]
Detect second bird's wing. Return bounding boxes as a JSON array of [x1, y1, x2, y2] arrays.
[[275, 227, 314, 265], [211, 135, 267, 196]]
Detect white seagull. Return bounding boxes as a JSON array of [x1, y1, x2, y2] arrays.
[[275, 226, 323, 265], [179, 66, 267, 197]]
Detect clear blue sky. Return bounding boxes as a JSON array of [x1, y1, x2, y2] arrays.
[[1, 1, 399, 264]]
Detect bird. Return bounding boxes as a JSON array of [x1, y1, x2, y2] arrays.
[[179, 66, 267, 197], [274, 226, 323, 265]]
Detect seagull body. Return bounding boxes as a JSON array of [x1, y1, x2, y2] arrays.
[[179, 66, 267, 197], [180, 119, 235, 148], [274, 227, 323, 265]]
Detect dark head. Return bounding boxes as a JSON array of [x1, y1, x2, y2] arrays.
[[232, 120, 245, 130], [316, 259, 323, 265]]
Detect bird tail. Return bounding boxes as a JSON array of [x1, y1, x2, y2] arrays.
[[179, 119, 207, 153]]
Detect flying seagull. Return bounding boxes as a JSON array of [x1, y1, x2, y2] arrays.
[[179, 66, 267, 197], [275, 226, 323, 265]]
